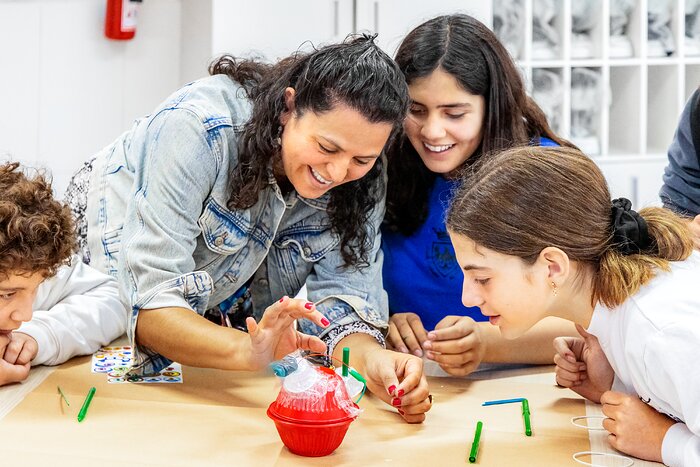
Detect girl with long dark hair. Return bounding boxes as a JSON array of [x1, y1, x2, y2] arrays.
[[383, 14, 576, 376]]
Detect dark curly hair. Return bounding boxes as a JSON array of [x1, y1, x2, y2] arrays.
[[209, 34, 409, 269], [0, 162, 76, 279], [384, 14, 575, 235]]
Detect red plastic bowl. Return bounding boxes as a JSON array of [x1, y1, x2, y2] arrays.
[[267, 405, 356, 457]]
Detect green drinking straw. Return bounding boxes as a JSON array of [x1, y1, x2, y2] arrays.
[[77, 387, 96, 422], [57, 385, 70, 407], [469, 420, 483, 463], [522, 399, 532, 436], [342, 347, 350, 377]]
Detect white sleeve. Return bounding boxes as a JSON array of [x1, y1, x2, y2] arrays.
[[662, 423, 700, 467], [645, 325, 700, 467], [16, 256, 127, 366]]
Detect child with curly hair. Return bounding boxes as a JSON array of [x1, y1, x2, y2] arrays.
[[0, 162, 126, 386]]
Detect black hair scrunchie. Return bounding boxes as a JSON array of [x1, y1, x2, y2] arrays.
[[610, 198, 652, 255]]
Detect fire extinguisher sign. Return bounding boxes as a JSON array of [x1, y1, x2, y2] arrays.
[[121, 0, 138, 32], [105, 0, 142, 40]]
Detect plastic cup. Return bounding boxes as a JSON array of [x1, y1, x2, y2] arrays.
[[267, 405, 355, 457]]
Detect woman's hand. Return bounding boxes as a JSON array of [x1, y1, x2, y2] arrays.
[[423, 315, 486, 377], [387, 312, 428, 356], [246, 296, 329, 370], [601, 391, 676, 463], [362, 348, 432, 423], [553, 324, 614, 403]]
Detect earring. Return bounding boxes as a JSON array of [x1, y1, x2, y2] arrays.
[[275, 125, 283, 147], [551, 281, 558, 297]]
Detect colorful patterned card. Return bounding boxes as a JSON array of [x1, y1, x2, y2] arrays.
[[91, 346, 183, 384]]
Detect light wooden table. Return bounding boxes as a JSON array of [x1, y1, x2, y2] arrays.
[[0, 355, 659, 466]]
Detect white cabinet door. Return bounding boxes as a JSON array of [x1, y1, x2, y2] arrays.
[[355, 0, 492, 55], [596, 159, 668, 209], [211, 0, 354, 61]]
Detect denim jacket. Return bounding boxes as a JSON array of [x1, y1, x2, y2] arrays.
[[85, 75, 388, 374]]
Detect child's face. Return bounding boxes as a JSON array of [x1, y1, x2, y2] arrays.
[[403, 67, 485, 175], [449, 231, 551, 340], [0, 272, 44, 335]]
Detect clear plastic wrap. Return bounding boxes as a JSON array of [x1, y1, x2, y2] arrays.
[[269, 350, 361, 421]]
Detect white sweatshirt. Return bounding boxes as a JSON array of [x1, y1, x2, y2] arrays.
[[15, 256, 127, 366], [587, 252, 700, 467]]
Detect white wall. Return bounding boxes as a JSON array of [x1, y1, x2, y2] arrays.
[[3, 0, 666, 210], [0, 0, 493, 196], [209, 0, 355, 61], [180, 0, 213, 85], [0, 0, 186, 195]]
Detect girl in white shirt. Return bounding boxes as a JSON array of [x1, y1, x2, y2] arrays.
[[445, 146, 699, 466]]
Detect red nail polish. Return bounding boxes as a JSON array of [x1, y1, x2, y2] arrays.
[[304, 302, 313, 310], [397, 389, 405, 397], [320, 317, 330, 327], [279, 297, 284, 303], [388, 385, 396, 395], [392, 397, 401, 407]]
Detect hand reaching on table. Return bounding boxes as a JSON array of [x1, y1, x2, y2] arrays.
[[600, 391, 676, 463], [245, 296, 329, 371], [362, 348, 432, 423], [553, 324, 614, 403]]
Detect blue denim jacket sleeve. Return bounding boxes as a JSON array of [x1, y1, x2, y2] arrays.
[[297, 173, 390, 352], [660, 89, 700, 217], [119, 107, 228, 372]]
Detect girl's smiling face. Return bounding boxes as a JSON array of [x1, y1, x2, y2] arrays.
[[403, 67, 485, 175]]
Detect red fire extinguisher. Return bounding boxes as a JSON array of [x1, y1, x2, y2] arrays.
[[105, 0, 142, 40]]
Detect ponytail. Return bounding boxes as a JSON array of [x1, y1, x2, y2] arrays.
[[446, 146, 695, 309], [594, 207, 694, 308]]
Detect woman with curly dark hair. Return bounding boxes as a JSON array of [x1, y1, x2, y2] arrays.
[[65, 35, 431, 422], [0, 162, 125, 386], [382, 14, 577, 377]]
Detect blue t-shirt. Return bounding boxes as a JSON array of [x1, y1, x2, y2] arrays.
[[381, 137, 557, 331]]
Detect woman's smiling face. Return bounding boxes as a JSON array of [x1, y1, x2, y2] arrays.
[[279, 88, 392, 199]]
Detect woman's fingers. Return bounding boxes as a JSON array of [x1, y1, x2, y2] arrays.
[[262, 297, 330, 329], [295, 332, 327, 354]]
